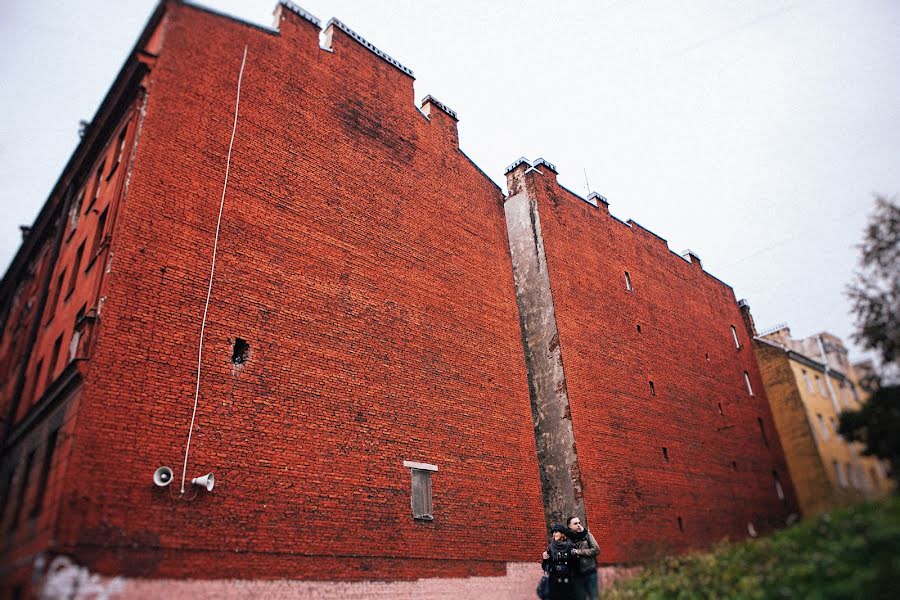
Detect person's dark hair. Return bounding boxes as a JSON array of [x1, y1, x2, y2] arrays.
[[567, 516, 580, 526]]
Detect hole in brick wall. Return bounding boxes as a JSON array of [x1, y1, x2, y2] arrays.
[[637, 324, 642, 333], [705, 353, 710, 361], [757, 417, 769, 448], [649, 381, 655, 396], [231, 338, 250, 365], [718, 402, 724, 415], [731, 460, 737, 471], [662, 447, 669, 462], [677, 517, 684, 533]]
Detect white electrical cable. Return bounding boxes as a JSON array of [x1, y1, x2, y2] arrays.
[[180, 45, 248, 494]]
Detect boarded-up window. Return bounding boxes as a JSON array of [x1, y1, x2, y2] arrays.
[[773, 470, 785, 500], [403, 461, 436, 521]]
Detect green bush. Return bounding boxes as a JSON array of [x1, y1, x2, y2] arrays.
[[602, 497, 900, 600]]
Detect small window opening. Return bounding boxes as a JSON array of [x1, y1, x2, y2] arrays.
[[730, 325, 741, 349], [649, 381, 655, 395], [404, 461, 437, 521], [677, 516, 684, 533], [47, 335, 63, 386], [816, 414, 830, 440], [47, 269, 66, 322], [730, 460, 737, 471], [231, 338, 250, 364], [773, 470, 785, 501], [86, 160, 105, 213], [757, 417, 769, 448], [67, 241, 85, 298], [636, 324, 641, 333], [31, 428, 60, 517], [717, 402, 723, 415], [91, 207, 108, 259], [662, 447, 669, 462], [834, 460, 847, 487], [8, 451, 36, 532], [70, 189, 85, 230], [744, 371, 754, 396], [802, 370, 813, 393], [705, 353, 710, 361], [624, 271, 632, 292], [110, 127, 128, 176]]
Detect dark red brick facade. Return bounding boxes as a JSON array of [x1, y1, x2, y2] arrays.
[[0, 1, 798, 595], [503, 162, 798, 563]]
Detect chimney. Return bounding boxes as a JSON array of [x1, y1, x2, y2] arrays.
[[737, 298, 757, 337], [421, 95, 459, 147]]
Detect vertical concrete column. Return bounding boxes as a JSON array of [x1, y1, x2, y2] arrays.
[[503, 159, 584, 529]]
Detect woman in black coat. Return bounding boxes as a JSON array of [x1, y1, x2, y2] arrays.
[[541, 524, 577, 600]]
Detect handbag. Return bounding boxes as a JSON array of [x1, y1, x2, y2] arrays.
[[536, 573, 550, 599]]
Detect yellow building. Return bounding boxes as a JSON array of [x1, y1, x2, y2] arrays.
[[752, 326, 892, 516]]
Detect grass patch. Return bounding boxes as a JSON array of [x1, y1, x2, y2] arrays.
[[602, 496, 899, 599]]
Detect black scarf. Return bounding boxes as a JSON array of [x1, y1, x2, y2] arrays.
[[567, 527, 589, 543]]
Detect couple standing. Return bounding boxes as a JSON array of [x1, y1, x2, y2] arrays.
[[540, 516, 600, 600]]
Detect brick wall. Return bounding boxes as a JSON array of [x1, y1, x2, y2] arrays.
[[504, 162, 799, 562], [47, 1, 545, 581]]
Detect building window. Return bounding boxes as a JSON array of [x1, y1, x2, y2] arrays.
[[403, 461, 436, 521], [624, 271, 632, 292], [677, 516, 684, 533], [662, 447, 669, 462], [86, 160, 106, 213], [816, 414, 830, 440], [718, 402, 723, 416], [849, 384, 859, 403], [8, 451, 36, 531], [91, 207, 108, 261], [67, 241, 85, 299], [46, 269, 66, 323], [27, 359, 44, 402], [109, 127, 128, 177], [30, 428, 59, 518], [815, 375, 826, 396], [801, 370, 813, 393], [649, 381, 656, 396], [70, 189, 85, 230], [730, 325, 740, 349], [848, 463, 858, 489], [757, 417, 769, 448], [773, 470, 785, 500], [744, 371, 754, 396], [47, 335, 63, 387], [834, 460, 847, 488]]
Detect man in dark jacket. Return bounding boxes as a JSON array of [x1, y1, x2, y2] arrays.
[[567, 516, 600, 600]]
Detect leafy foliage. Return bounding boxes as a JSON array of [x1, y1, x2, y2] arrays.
[[846, 195, 900, 380], [838, 385, 900, 482], [602, 497, 900, 599]]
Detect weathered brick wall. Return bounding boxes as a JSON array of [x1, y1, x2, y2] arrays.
[[506, 164, 799, 562], [50, 2, 545, 581]]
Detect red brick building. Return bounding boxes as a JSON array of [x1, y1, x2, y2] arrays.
[[0, 2, 797, 597]]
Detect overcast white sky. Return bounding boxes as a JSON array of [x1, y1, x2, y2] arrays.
[[2, 0, 898, 363]]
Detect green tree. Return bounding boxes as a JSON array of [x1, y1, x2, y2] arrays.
[[839, 195, 900, 485]]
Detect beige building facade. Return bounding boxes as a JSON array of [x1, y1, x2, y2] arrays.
[[752, 327, 891, 516]]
